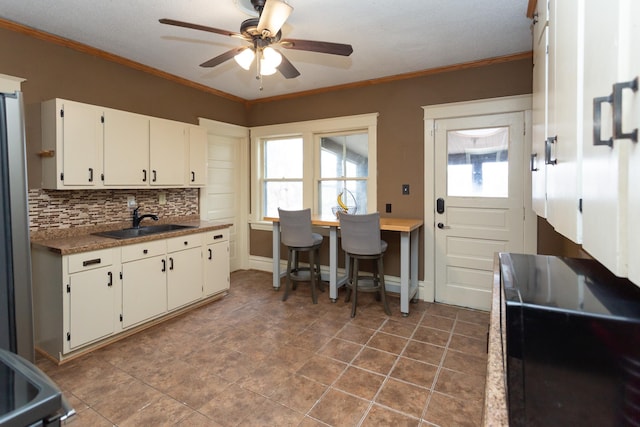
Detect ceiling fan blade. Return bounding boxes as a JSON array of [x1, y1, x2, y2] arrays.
[[200, 47, 247, 68], [257, 0, 293, 37], [277, 53, 300, 79], [159, 18, 242, 39], [281, 39, 353, 56]]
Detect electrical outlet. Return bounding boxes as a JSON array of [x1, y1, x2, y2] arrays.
[[127, 196, 137, 209], [386, 203, 392, 213], [402, 184, 410, 195], [158, 192, 167, 205]]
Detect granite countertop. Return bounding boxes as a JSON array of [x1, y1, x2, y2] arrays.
[[483, 254, 508, 426], [30, 216, 233, 255]]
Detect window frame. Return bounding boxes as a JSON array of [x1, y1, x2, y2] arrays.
[[250, 113, 378, 223]]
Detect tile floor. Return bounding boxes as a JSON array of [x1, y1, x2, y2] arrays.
[[37, 269, 490, 426]]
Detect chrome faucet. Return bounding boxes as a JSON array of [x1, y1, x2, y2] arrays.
[[132, 207, 159, 228]]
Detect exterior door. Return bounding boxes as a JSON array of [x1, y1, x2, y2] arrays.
[[434, 112, 525, 310]]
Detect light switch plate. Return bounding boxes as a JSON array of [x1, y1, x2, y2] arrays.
[[402, 184, 410, 195], [159, 192, 167, 205], [127, 196, 137, 209]]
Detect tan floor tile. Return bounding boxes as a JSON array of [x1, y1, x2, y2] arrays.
[[68, 407, 113, 426], [198, 383, 268, 427], [412, 325, 451, 347], [454, 319, 489, 339], [318, 338, 363, 362], [286, 330, 333, 353], [352, 347, 398, 375], [239, 398, 304, 426], [297, 354, 348, 385], [238, 363, 293, 397], [442, 349, 487, 377], [308, 388, 370, 427], [375, 378, 430, 418], [419, 314, 455, 332], [448, 334, 487, 355], [402, 340, 445, 365], [176, 411, 223, 426], [119, 395, 193, 426], [91, 376, 165, 424], [380, 319, 416, 338], [333, 366, 385, 400], [336, 323, 376, 344], [270, 373, 328, 413], [423, 391, 484, 427], [434, 368, 486, 401], [456, 308, 490, 325], [348, 314, 387, 330], [390, 357, 438, 389], [367, 331, 408, 354], [361, 404, 421, 426]]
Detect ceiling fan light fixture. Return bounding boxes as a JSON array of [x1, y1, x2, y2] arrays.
[[262, 46, 282, 68], [259, 64, 278, 76], [234, 48, 255, 70], [257, 0, 293, 37]]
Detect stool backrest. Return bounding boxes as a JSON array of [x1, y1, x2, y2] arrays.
[[278, 208, 315, 247], [339, 212, 382, 255]]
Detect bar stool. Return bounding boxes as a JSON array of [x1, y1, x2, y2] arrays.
[[339, 212, 391, 318], [278, 208, 324, 304]]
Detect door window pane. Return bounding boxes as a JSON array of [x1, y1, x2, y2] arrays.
[[447, 127, 509, 197]]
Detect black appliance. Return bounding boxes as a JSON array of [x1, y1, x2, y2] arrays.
[[500, 253, 640, 427]]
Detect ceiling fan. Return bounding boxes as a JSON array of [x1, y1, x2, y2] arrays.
[[159, 0, 353, 81]]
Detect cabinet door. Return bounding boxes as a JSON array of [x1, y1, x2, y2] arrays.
[[531, 24, 548, 217], [61, 100, 103, 186], [581, 0, 628, 276], [167, 247, 202, 310], [204, 241, 230, 296], [188, 126, 207, 186], [149, 118, 186, 186], [623, 1, 639, 286], [68, 266, 115, 349], [103, 109, 150, 186], [122, 255, 167, 328], [545, 0, 583, 243]]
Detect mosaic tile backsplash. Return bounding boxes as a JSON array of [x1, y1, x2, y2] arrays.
[[28, 188, 199, 233]]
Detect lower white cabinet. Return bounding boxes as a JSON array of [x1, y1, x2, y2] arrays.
[[32, 227, 230, 362], [121, 240, 167, 328], [204, 229, 230, 296], [167, 235, 203, 310]]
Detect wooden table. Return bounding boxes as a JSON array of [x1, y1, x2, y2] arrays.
[[265, 215, 423, 316]]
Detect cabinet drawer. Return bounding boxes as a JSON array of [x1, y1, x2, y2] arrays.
[[167, 234, 202, 253], [68, 248, 114, 273], [121, 240, 166, 262], [202, 228, 229, 244]]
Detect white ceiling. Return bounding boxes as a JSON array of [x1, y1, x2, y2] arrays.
[[1, 0, 533, 101]]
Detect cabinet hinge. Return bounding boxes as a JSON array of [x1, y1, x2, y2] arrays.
[[119, 271, 123, 280], [66, 332, 70, 341], [579, 198, 583, 213], [101, 115, 104, 124], [60, 109, 64, 118], [66, 284, 70, 293], [101, 173, 105, 182], [119, 314, 123, 322], [60, 172, 64, 181]]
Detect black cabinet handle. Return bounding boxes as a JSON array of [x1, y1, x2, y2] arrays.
[[107, 271, 113, 287], [213, 234, 224, 240], [142, 169, 147, 182], [530, 153, 539, 171], [545, 136, 557, 165], [143, 249, 148, 254], [593, 94, 614, 147], [161, 259, 166, 272], [82, 258, 101, 267], [191, 171, 195, 182], [152, 170, 157, 182], [169, 257, 174, 271], [88, 168, 94, 182], [613, 77, 638, 142], [208, 248, 212, 260]]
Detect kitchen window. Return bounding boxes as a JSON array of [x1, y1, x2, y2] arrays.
[[250, 113, 378, 222]]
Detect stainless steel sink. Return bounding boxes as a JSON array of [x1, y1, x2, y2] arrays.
[[93, 224, 197, 239]]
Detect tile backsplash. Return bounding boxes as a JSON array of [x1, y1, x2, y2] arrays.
[[28, 188, 199, 233]]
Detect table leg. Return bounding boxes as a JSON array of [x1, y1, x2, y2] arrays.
[[400, 230, 410, 316], [272, 222, 281, 290], [410, 228, 419, 303], [329, 226, 338, 301]]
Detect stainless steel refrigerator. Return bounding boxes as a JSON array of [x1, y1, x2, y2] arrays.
[[0, 88, 34, 362]]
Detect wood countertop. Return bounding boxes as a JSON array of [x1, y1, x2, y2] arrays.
[[30, 218, 232, 255], [264, 215, 423, 232]]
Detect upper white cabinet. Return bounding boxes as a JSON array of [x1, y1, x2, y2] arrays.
[[188, 126, 207, 187], [103, 108, 149, 187], [42, 99, 103, 189], [149, 117, 186, 187], [544, 0, 583, 243], [41, 99, 207, 189]]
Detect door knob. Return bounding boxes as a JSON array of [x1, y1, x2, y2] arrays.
[[437, 222, 450, 229]]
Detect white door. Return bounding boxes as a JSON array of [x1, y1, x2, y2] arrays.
[[434, 112, 525, 310]]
